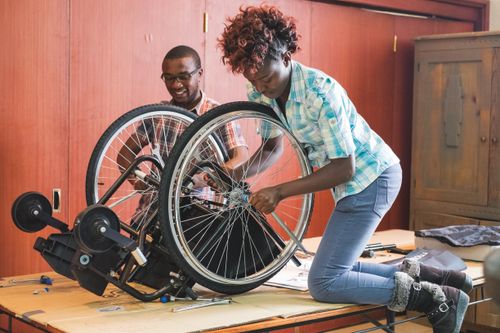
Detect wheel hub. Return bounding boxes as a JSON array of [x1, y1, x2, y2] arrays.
[[228, 187, 249, 206]]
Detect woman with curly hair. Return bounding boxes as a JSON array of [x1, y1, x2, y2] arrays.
[[218, 5, 471, 333]]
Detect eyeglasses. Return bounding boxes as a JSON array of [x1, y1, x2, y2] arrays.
[[161, 68, 200, 83]]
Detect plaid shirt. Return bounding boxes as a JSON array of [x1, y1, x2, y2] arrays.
[[247, 61, 399, 202], [165, 91, 247, 151], [138, 91, 247, 162]]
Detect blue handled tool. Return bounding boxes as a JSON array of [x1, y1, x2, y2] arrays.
[[5, 275, 53, 286]]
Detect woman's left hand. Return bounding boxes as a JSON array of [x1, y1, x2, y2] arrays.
[[249, 186, 282, 214]]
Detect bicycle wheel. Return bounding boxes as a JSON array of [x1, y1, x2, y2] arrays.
[[159, 101, 313, 294], [85, 104, 198, 228]]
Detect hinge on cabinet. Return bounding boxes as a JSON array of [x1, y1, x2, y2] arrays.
[[393, 35, 397, 53], [417, 63, 420, 72], [203, 12, 208, 33]]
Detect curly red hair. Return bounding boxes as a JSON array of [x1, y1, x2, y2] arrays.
[[218, 5, 299, 74]]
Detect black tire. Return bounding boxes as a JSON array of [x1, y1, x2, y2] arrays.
[[158, 101, 314, 294], [85, 103, 203, 238], [86, 104, 197, 206]]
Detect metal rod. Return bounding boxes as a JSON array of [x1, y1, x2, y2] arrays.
[[353, 314, 426, 333], [271, 212, 314, 256]]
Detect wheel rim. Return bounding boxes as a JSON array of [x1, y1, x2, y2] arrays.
[[164, 110, 312, 286], [90, 109, 195, 229]]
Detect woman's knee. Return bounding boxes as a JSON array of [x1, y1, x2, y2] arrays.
[[308, 280, 328, 302], [308, 272, 341, 302]]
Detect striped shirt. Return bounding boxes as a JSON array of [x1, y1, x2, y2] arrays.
[[247, 61, 399, 202]]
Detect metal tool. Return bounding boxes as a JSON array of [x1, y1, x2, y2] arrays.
[[361, 243, 397, 258], [365, 243, 396, 251], [271, 212, 314, 256], [1, 275, 53, 288], [171, 297, 232, 312]]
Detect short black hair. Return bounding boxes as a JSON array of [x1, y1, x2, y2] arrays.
[[164, 45, 201, 68]]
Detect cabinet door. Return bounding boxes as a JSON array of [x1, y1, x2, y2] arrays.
[[489, 47, 500, 208], [413, 48, 492, 205], [68, 0, 205, 217], [0, 0, 70, 276]]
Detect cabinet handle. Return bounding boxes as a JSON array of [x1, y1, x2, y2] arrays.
[[52, 188, 61, 212], [493, 137, 498, 144], [480, 136, 487, 142]]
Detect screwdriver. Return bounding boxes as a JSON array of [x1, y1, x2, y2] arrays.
[[1, 275, 53, 287], [171, 298, 232, 312]]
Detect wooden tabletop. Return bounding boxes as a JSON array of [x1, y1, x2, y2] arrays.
[[0, 229, 485, 333]]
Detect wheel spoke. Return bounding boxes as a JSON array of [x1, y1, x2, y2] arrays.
[[87, 106, 195, 231], [160, 105, 313, 293]]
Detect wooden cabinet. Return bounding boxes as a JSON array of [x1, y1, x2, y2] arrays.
[[465, 288, 500, 332], [411, 31, 500, 228], [411, 31, 500, 331]]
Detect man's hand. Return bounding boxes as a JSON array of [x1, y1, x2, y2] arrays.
[[203, 166, 244, 190], [129, 176, 148, 192], [191, 172, 209, 189], [249, 186, 282, 214]]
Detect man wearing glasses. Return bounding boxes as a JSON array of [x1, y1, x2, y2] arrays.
[[160, 45, 248, 169]]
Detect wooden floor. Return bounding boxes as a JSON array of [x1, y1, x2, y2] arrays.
[[327, 316, 432, 333]]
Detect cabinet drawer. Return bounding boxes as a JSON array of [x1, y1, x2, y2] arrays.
[[413, 211, 479, 231], [480, 220, 500, 227]]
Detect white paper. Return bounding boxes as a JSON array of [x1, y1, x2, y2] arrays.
[[264, 256, 313, 291]]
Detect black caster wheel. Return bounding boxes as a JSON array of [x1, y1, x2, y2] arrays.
[[74, 205, 120, 254], [11, 192, 52, 233]]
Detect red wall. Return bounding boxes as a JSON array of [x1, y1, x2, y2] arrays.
[[0, 0, 479, 276]]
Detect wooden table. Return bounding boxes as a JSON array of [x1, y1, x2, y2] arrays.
[[0, 230, 486, 333]]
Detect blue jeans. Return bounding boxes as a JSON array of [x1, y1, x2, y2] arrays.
[[308, 164, 402, 305]]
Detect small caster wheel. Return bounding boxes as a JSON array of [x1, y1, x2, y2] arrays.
[[73, 205, 120, 254], [11, 192, 52, 233]]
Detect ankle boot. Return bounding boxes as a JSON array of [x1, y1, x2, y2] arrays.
[[401, 258, 473, 293], [389, 272, 469, 333]]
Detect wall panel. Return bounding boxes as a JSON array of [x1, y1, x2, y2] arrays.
[[68, 0, 205, 218], [310, 3, 395, 233], [0, 0, 70, 276]]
